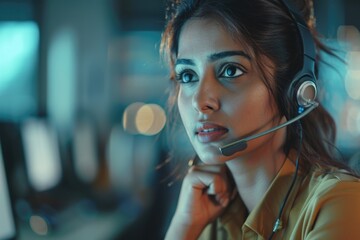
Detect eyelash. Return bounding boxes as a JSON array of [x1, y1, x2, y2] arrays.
[[219, 63, 246, 79], [175, 63, 246, 84], [175, 69, 197, 84]]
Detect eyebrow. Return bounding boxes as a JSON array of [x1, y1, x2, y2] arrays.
[[175, 50, 251, 67], [209, 50, 251, 61], [175, 58, 195, 66]]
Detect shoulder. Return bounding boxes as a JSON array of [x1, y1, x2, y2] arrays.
[[304, 166, 360, 206], [300, 168, 360, 239], [300, 166, 360, 216], [307, 167, 360, 196]]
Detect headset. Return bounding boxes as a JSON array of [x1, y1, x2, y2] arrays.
[[269, 2, 316, 239], [282, 0, 318, 111], [216, 0, 318, 239], [219, 0, 318, 157]]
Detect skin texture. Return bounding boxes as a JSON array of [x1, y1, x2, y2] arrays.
[[176, 18, 283, 164], [165, 18, 288, 240]]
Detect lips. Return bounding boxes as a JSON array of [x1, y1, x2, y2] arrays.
[[196, 123, 229, 143]]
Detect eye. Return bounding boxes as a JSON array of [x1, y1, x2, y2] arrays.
[[220, 64, 245, 78], [175, 70, 198, 83]]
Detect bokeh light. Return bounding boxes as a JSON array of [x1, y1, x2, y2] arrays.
[[29, 215, 49, 236], [345, 102, 360, 136], [0, 22, 39, 91], [123, 102, 145, 134], [135, 104, 166, 135], [338, 26, 360, 100], [337, 25, 360, 50], [345, 69, 360, 100], [123, 103, 166, 136], [334, 25, 360, 151]]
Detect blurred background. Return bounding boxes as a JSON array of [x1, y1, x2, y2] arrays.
[[0, 0, 359, 239]]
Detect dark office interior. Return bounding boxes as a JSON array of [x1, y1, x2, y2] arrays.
[[0, 0, 359, 239]]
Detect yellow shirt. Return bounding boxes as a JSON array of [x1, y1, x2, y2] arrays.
[[200, 159, 360, 239]]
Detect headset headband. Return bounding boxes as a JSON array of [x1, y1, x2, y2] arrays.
[[279, 0, 317, 109], [280, 0, 316, 61]]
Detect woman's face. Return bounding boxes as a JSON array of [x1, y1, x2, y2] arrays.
[[176, 18, 282, 164]]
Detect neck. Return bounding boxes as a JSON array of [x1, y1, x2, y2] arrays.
[[225, 129, 287, 212]]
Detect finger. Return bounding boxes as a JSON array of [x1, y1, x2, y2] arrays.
[[212, 191, 230, 207], [192, 165, 232, 207], [186, 167, 230, 199]]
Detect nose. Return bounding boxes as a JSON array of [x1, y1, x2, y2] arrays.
[[192, 76, 221, 113]]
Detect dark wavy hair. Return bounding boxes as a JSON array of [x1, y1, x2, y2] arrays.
[[160, 0, 353, 173]]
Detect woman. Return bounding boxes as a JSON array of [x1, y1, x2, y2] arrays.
[[160, 0, 360, 239]]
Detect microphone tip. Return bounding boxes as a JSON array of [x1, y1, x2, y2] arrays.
[[219, 141, 248, 156]]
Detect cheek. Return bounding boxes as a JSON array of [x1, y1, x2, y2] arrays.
[[177, 90, 192, 126], [224, 85, 275, 129]]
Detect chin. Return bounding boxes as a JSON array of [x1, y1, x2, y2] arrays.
[[197, 150, 227, 165]]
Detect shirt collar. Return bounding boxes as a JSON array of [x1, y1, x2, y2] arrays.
[[220, 156, 300, 239]]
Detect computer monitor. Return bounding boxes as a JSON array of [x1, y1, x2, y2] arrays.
[[21, 119, 62, 192], [0, 141, 16, 240]]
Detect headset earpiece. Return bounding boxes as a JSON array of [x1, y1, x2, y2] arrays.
[[288, 74, 317, 109], [296, 78, 317, 108]]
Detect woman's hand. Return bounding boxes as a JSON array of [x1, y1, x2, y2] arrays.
[[165, 164, 233, 240]]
